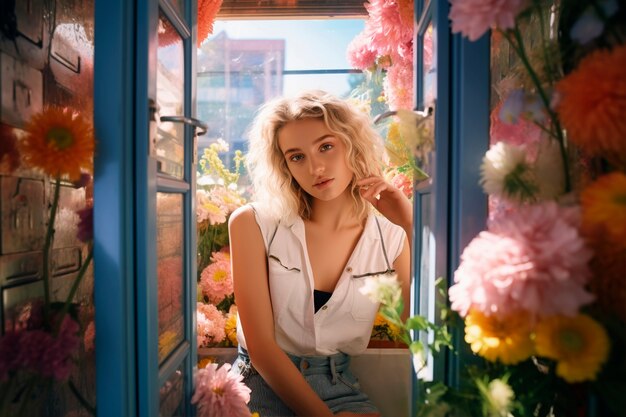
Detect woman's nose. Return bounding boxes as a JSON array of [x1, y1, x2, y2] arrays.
[[308, 156, 324, 175]]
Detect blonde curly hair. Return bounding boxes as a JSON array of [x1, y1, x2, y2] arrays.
[[246, 90, 383, 222]]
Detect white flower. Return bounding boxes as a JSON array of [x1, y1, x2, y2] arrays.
[[358, 273, 402, 307], [480, 141, 537, 201], [486, 379, 514, 417]]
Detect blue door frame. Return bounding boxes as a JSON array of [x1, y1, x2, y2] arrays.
[[93, 0, 199, 415], [93, 0, 491, 414], [411, 0, 491, 412]]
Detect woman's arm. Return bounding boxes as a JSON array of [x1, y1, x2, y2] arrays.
[[228, 206, 336, 417], [356, 176, 413, 245], [392, 234, 412, 321]]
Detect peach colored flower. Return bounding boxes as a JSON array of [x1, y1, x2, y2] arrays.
[[556, 44, 626, 165], [197, 303, 226, 347], [199, 251, 233, 304]]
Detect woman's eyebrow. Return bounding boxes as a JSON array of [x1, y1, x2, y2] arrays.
[[283, 134, 334, 155]]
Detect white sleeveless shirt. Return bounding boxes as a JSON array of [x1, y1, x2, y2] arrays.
[[236, 204, 406, 356]]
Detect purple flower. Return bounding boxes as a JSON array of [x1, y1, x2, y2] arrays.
[[76, 206, 93, 242], [570, 0, 618, 45]]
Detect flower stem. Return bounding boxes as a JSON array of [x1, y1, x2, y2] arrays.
[[504, 27, 571, 192], [56, 246, 94, 331], [533, 0, 556, 84], [68, 379, 96, 415], [43, 177, 62, 321]]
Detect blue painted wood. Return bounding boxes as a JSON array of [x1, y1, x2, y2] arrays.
[[429, 0, 452, 386], [135, 0, 160, 414], [93, 1, 138, 416], [447, 30, 490, 390], [185, 1, 200, 415]]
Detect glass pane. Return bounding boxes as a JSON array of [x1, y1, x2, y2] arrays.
[[0, 0, 96, 414], [157, 192, 185, 363], [422, 22, 435, 107], [159, 366, 186, 417], [157, 11, 185, 179], [168, 0, 185, 16], [197, 19, 364, 163]]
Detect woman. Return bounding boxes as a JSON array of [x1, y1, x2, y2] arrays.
[[229, 90, 412, 417]]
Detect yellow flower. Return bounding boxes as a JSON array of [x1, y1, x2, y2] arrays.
[[464, 310, 534, 365], [225, 310, 238, 346], [582, 172, 626, 249], [197, 356, 216, 369], [20, 106, 94, 181], [158, 330, 179, 360], [535, 314, 610, 383], [373, 312, 402, 341]]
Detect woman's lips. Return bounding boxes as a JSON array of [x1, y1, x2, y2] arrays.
[[313, 178, 333, 189]]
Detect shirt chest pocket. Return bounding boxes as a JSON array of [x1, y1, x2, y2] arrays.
[[349, 268, 395, 322], [267, 252, 302, 321]]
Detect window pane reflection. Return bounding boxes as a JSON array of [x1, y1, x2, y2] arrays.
[[157, 192, 184, 363], [157, 12, 185, 179]]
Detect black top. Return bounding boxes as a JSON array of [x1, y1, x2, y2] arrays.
[[313, 289, 332, 313]]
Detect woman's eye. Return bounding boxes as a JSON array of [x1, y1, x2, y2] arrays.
[[289, 154, 304, 162], [320, 143, 333, 152]]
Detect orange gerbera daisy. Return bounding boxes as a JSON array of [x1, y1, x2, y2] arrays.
[[581, 172, 626, 249], [20, 106, 94, 181], [556, 44, 626, 164]]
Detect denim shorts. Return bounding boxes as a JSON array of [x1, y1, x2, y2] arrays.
[[231, 347, 379, 417]]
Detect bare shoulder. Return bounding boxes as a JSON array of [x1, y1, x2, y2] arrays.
[[228, 204, 256, 229]]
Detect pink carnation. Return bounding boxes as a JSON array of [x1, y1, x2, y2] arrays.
[[191, 362, 251, 417], [449, 202, 594, 318], [449, 0, 529, 41], [197, 303, 226, 347], [200, 252, 233, 304]]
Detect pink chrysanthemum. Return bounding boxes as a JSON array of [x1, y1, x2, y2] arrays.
[[200, 253, 233, 304], [450, 202, 594, 318], [191, 362, 251, 417], [197, 303, 226, 347], [384, 56, 414, 110], [449, 0, 529, 41], [365, 0, 414, 60], [347, 31, 378, 70]]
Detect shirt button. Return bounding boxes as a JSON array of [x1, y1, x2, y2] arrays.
[[321, 305, 328, 310], [346, 267, 352, 273]]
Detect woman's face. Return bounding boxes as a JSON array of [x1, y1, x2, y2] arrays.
[[278, 118, 353, 201]]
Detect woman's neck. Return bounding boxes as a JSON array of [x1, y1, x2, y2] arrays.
[[308, 190, 364, 231]]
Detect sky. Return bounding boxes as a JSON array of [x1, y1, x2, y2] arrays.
[[208, 19, 365, 96]]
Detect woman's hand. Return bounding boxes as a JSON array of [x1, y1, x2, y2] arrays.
[[357, 176, 413, 237]]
